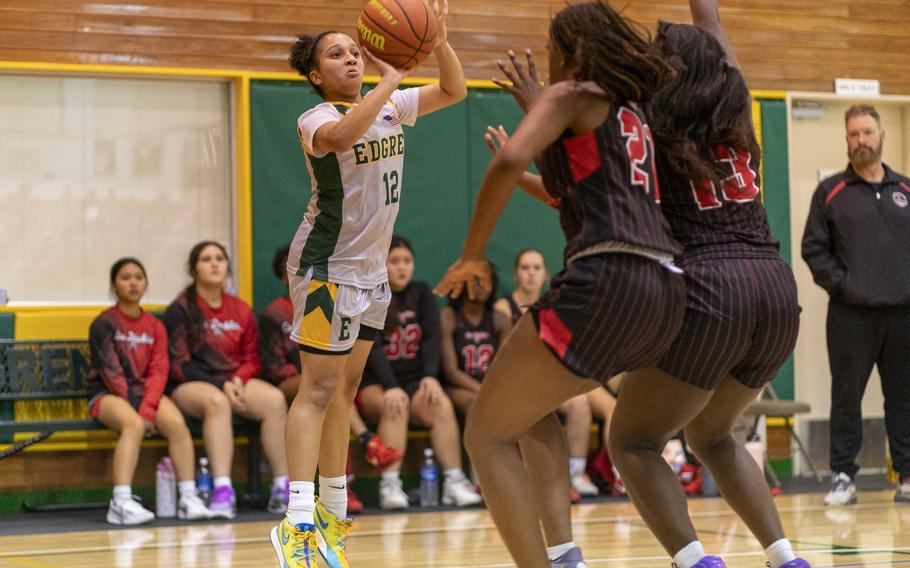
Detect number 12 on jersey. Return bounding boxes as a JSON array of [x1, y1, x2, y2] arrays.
[[383, 170, 400, 206]]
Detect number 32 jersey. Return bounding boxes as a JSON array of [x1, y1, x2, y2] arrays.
[[288, 87, 420, 289]]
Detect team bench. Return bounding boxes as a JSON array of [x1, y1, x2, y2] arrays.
[[0, 339, 263, 507]]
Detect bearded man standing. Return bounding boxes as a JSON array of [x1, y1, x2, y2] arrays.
[[802, 104, 910, 506]]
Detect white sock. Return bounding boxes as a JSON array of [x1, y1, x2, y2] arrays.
[[569, 458, 587, 477], [765, 538, 796, 568], [287, 481, 315, 526], [443, 469, 464, 481], [214, 476, 232, 489], [381, 471, 400, 484], [319, 475, 348, 519], [672, 541, 706, 568], [178, 480, 197, 500], [547, 541, 577, 562], [113, 485, 131, 505], [273, 475, 289, 489]]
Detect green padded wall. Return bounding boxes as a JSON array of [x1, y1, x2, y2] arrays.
[[250, 81, 565, 312], [760, 99, 795, 400]]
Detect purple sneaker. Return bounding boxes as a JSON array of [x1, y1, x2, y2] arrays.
[[689, 557, 726, 568], [209, 485, 236, 519], [551, 546, 588, 568], [772, 560, 812, 568], [267, 480, 289, 514]]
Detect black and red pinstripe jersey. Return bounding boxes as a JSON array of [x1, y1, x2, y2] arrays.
[[87, 306, 169, 421], [539, 101, 681, 262], [258, 295, 300, 383], [655, 135, 779, 252]]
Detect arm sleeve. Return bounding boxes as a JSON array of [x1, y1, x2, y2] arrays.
[[417, 285, 442, 378], [259, 313, 299, 382], [162, 303, 192, 384], [390, 87, 420, 127], [367, 337, 400, 391], [138, 320, 169, 422], [801, 185, 846, 294], [88, 319, 129, 400], [297, 105, 341, 158], [234, 310, 261, 383]]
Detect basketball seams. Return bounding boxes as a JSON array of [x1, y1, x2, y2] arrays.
[[362, 10, 421, 52], [389, 0, 424, 69]]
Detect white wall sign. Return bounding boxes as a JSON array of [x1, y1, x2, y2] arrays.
[[835, 78, 881, 97]]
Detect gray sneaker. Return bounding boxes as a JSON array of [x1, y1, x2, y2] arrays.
[[896, 477, 910, 503], [551, 547, 588, 568], [824, 472, 857, 506]]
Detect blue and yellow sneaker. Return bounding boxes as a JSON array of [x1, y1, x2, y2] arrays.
[[315, 499, 353, 568], [270, 516, 319, 567]]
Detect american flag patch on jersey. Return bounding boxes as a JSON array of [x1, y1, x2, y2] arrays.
[[382, 112, 401, 126]]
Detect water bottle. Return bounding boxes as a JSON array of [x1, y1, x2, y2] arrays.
[[745, 434, 765, 471], [196, 457, 213, 506], [156, 457, 177, 517], [419, 448, 439, 507]]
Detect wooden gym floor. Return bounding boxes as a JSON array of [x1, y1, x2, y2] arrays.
[[0, 490, 907, 567]]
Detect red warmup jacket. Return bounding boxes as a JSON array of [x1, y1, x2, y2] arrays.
[[163, 292, 261, 386], [87, 306, 169, 422]]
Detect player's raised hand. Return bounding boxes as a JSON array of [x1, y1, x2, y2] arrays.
[[434, 257, 492, 301], [493, 49, 542, 113], [429, 0, 449, 48], [362, 46, 411, 83], [484, 125, 511, 156]]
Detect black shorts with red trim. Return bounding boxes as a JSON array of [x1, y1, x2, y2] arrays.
[[658, 246, 801, 390], [531, 253, 686, 384]]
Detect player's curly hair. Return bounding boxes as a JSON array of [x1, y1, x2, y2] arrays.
[[289, 31, 340, 97], [550, 1, 674, 103], [647, 22, 760, 186]]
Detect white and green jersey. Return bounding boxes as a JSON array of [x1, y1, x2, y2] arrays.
[[288, 87, 420, 289]]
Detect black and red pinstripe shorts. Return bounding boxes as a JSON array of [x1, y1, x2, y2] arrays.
[[658, 246, 801, 390], [531, 253, 686, 384]]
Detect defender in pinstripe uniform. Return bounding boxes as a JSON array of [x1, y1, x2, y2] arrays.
[[606, 3, 807, 568], [435, 4, 685, 567]]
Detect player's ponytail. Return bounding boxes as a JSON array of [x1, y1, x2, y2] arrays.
[[289, 31, 339, 97], [647, 22, 760, 187], [550, 1, 674, 103]]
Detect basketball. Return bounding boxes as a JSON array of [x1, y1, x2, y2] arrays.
[[357, 0, 438, 69]]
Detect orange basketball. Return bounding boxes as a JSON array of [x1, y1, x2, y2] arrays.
[[357, 0, 438, 70]]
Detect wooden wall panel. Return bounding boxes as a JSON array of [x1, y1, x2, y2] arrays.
[[1, 1, 909, 93]]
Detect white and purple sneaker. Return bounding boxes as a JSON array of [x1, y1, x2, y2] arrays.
[[551, 546, 588, 568], [688, 556, 726, 568], [771, 560, 812, 568], [267, 479, 289, 514], [209, 485, 236, 519]]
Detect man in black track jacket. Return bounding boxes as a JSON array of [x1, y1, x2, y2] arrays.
[[802, 104, 910, 506]]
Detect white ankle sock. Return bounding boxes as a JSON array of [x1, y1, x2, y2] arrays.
[[765, 538, 796, 568], [319, 475, 348, 519], [547, 541, 577, 561], [113, 485, 131, 505], [569, 458, 587, 477], [443, 469, 464, 480], [381, 471, 400, 484], [287, 481, 315, 526], [273, 475, 289, 489], [178, 481, 197, 500], [672, 541, 706, 568], [214, 476, 232, 489]]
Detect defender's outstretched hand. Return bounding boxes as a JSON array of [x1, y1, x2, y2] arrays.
[[434, 257, 492, 301], [493, 49, 542, 113]]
